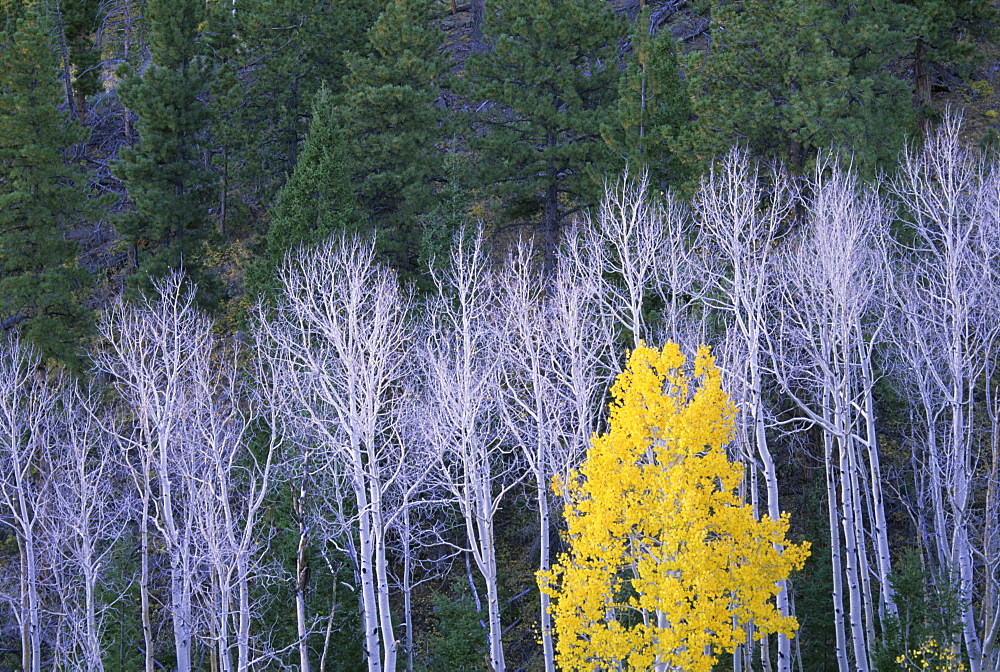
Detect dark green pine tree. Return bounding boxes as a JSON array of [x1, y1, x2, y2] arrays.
[[603, 8, 691, 192], [60, 0, 101, 119], [0, 8, 93, 366], [899, 0, 997, 131], [246, 87, 366, 304], [1, 0, 23, 35], [220, 0, 381, 216], [338, 0, 448, 279], [685, 0, 913, 175], [113, 0, 217, 301], [466, 0, 623, 273]]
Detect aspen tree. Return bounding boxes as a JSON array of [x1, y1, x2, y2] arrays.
[[541, 343, 809, 672]]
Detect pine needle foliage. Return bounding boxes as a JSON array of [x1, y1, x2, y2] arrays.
[[0, 7, 93, 366]]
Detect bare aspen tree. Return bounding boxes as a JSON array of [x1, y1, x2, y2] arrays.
[[495, 240, 561, 672], [597, 170, 666, 346], [0, 337, 56, 672], [44, 385, 125, 672], [184, 333, 279, 672], [495, 231, 615, 672], [979, 171, 1000, 672], [267, 236, 416, 672], [770, 161, 898, 671], [418, 231, 520, 672], [888, 114, 1000, 672], [96, 274, 213, 672], [694, 148, 796, 672]]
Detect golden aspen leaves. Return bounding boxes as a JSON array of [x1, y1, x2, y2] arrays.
[[540, 342, 810, 672]]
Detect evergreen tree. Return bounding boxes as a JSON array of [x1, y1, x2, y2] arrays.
[[220, 0, 381, 216], [1, 0, 23, 35], [466, 0, 623, 273], [113, 0, 216, 301], [246, 87, 366, 304], [0, 8, 93, 366], [60, 0, 101, 119], [899, 0, 997, 130], [338, 0, 448, 279], [685, 0, 913, 174], [603, 8, 691, 191]]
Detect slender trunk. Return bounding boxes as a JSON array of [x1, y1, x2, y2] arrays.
[[543, 157, 559, 278], [983, 372, 1000, 670], [85, 564, 104, 671], [238, 565, 251, 672], [464, 481, 505, 672], [847, 433, 876, 655], [750, 348, 790, 672], [54, 2, 77, 119], [859, 348, 897, 619], [17, 537, 30, 672], [538, 477, 555, 672], [373, 512, 396, 672], [218, 569, 233, 672], [823, 419, 850, 672], [356, 489, 383, 672], [478, 509, 505, 672], [951, 389, 983, 672], [319, 578, 337, 672], [294, 487, 312, 672], [18, 498, 41, 672], [838, 427, 869, 672], [171, 558, 193, 672], [913, 38, 933, 135], [403, 517, 414, 672], [140, 491, 154, 672]]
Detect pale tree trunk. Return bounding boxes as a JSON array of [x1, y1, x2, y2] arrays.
[[823, 422, 851, 672], [97, 274, 224, 672], [264, 236, 418, 672], [889, 113, 999, 672], [419, 230, 522, 672], [694, 149, 795, 672], [293, 482, 312, 672], [0, 338, 60, 672]]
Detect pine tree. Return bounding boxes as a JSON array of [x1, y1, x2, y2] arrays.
[[899, 0, 997, 130], [219, 0, 381, 216], [0, 8, 93, 366], [246, 87, 367, 304], [685, 0, 913, 174], [466, 0, 623, 272], [113, 0, 216, 301], [338, 0, 448, 279], [59, 0, 100, 119], [603, 8, 691, 191], [1, 0, 23, 35], [540, 343, 810, 672]]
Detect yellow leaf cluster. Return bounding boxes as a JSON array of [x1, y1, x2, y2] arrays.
[[539, 343, 810, 672], [896, 638, 967, 672]]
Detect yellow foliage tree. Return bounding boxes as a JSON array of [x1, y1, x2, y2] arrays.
[[539, 342, 810, 671]]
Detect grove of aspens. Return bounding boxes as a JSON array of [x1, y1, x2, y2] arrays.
[[2, 0, 1000, 670]]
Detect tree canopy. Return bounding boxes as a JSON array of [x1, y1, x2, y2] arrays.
[[541, 342, 810, 672]]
